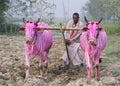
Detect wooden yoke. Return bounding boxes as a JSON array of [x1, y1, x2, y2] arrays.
[[39, 27, 81, 30]]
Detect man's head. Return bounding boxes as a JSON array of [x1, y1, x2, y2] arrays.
[[72, 12, 79, 25]]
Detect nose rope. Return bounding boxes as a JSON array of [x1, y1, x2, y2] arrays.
[[31, 29, 38, 44], [33, 29, 38, 43], [32, 29, 43, 57], [25, 29, 38, 44], [96, 31, 99, 39]]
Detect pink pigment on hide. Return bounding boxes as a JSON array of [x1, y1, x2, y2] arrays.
[[18, 19, 52, 78], [80, 17, 107, 82]]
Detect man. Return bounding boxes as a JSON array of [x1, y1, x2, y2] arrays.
[[62, 12, 84, 66]]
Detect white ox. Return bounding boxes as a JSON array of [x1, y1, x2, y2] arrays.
[[80, 17, 107, 83], [18, 18, 53, 78]]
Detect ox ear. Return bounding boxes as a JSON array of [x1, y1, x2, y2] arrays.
[[18, 27, 25, 32], [98, 27, 103, 31], [36, 27, 43, 32], [82, 27, 89, 31]]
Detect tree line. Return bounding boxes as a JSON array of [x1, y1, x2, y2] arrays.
[[82, 0, 120, 22], [1, 0, 120, 26], [0, 0, 55, 33], [0, 0, 55, 24]]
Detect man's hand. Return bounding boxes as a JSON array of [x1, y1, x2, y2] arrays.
[[65, 39, 71, 45]]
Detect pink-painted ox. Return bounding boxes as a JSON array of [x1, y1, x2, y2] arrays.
[[18, 18, 52, 78], [80, 17, 107, 82]]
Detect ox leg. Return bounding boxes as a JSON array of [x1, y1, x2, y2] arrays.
[[25, 51, 30, 79], [90, 57, 95, 78], [39, 52, 44, 76], [95, 52, 101, 81], [85, 51, 91, 83], [86, 67, 91, 84], [44, 51, 49, 69], [95, 65, 99, 81], [43, 51, 49, 75]]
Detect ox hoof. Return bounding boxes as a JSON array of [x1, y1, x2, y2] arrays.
[[25, 72, 29, 79], [25, 76, 28, 79], [24, 76, 29, 82], [86, 80, 91, 84], [44, 63, 48, 69], [91, 71, 95, 78], [39, 70, 44, 76], [86, 77, 91, 84], [96, 77, 100, 81], [99, 58, 102, 63], [44, 65, 48, 69], [81, 63, 84, 67], [40, 72, 43, 76], [25, 74, 31, 80]]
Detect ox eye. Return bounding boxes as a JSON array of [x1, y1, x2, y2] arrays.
[[96, 28, 99, 30]]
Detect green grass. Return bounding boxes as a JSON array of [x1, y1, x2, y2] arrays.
[[103, 34, 120, 58], [100, 22, 120, 58], [101, 22, 120, 34]]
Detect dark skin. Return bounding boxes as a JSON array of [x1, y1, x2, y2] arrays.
[[73, 15, 79, 26]]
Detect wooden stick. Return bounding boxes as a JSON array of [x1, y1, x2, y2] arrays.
[[39, 27, 81, 30], [59, 23, 71, 66]]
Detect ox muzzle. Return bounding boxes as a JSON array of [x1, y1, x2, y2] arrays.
[[89, 38, 97, 46], [24, 37, 35, 44]]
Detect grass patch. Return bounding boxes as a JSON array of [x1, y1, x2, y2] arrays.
[[101, 22, 120, 34], [103, 34, 120, 58]]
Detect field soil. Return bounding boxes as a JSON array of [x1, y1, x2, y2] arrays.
[[0, 35, 120, 86]]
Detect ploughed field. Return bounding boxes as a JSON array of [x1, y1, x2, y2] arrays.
[[0, 34, 120, 86]]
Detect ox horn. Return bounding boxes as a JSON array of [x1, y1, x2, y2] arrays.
[[36, 18, 41, 23], [98, 18, 103, 24], [23, 18, 25, 23], [84, 16, 89, 23]]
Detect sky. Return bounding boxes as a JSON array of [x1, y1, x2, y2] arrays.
[[47, 0, 88, 18]]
